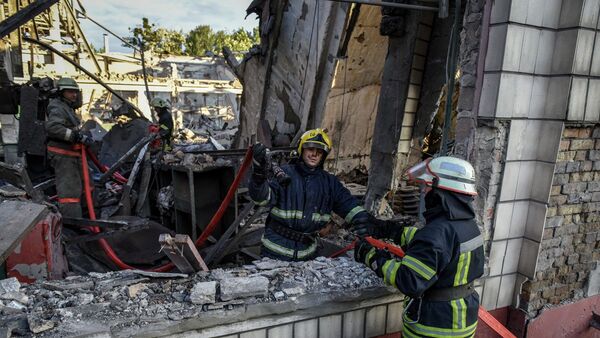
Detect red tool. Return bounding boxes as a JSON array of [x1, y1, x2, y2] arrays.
[[330, 237, 515, 338], [365, 236, 405, 257]]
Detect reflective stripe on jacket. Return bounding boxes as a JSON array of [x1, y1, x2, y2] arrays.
[[380, 209, 484, 337], [249, 161, 368, 260]]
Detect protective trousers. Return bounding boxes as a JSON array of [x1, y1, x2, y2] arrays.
[[49, 150, 83, 218]]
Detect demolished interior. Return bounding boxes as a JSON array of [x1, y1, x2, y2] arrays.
[[0, 0, 599, 337]]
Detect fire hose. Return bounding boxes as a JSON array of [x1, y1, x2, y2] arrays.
[[329, 238, 515, 338], [79, 145, 254, 272], [79, 144, 515, 337]]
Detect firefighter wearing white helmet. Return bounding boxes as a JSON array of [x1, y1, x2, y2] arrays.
[[249, 128, 392, 261], [355, 156, 484, 337]]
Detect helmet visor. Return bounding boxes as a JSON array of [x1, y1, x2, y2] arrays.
[[303, 141, 330, 153], [405, 158, 432, 183]]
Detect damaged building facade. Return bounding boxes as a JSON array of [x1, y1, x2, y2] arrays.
[[0, 0, 241, 163], [233, 0, 600, 336], [0, 0, 599, 337]]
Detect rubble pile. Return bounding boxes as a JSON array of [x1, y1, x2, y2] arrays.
[[175, 106, 238, 149], [161, 151, 233, 169], [0, 257, 390, 336]]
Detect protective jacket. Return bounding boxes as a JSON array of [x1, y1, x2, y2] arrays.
[[46, 97, 84, 218], [46, 98, 81, 151], [249, 161, 368, 260], [378, 189, 484, 338]]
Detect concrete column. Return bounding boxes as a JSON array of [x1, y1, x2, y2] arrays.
[[365, 9, 421, 213]]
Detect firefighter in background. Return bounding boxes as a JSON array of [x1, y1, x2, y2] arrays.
[[46, 77, 94, 218], [249, 128, 392, 261], [149, 97, 173, 151], [354, 156, 484, 338]]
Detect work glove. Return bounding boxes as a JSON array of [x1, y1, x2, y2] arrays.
[[354, 239, 391, 278], [79, 134, 95, 147], [351, 215, 406, 240], [252, 143, 269, 181], [73, 131, 95, 147]]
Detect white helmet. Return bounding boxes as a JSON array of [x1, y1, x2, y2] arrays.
[[405, 156, 477, 196]]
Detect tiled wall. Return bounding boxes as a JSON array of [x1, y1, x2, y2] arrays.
[[478, 0, 600, 310], [397, 13, 434, 156], [180, 296, 405, 338]]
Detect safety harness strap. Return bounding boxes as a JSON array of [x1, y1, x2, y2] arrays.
[[47, 145, 81, 157], [423, 282, 475, 301], [268, 222, 317, 244]]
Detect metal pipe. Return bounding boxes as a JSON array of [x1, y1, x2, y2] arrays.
[[325, 0, 438, 11], [23, 36, 147, 120], [75, 9, 140, 53], [138, 38, 155, 122]]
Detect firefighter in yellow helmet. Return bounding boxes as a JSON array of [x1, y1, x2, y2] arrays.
[[249, 129, 391, 261]]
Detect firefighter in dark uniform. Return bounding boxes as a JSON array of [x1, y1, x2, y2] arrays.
[[150, 97, 173, 151], [249, 128, 382, 261], [46, 77, 94, 218], [354, 156, 484, 338]]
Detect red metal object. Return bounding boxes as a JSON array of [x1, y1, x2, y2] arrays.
[[149, 124, 161, 149], [78, 145, 254, 272], [5, 212, 68, 283], [330, 236, 515, 338], [328, 236, 405, 258], [365, 236, 406, 257]]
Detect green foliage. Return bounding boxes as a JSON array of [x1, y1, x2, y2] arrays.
[[125, 18, 185, 55], [126, 18, 260, 57]]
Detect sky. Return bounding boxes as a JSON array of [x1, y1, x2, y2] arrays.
[[78, 0, 258, 53]]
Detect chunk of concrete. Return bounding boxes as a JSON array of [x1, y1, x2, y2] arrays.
[[0, 277, 20, 294], [189, 281, 217, 305], [78, 293, 94, 305], [252, 258, 290, 270], [127, 283, 146, 298], [28, 316, 55, 334], [220, 276, 269, 301], [0, 291, 28, 304], [5, 300, 26, 311]]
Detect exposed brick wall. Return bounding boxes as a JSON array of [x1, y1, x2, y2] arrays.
[[521, 125, 600, 316], [473, 120, 509, 264]]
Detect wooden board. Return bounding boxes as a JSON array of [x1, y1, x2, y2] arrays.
[[0, 200, 48, 264]]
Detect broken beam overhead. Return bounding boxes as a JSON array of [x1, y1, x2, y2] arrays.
[[325, 0, 438, 11], [23, 36, 147, 120], [0, 0, 59, 38]]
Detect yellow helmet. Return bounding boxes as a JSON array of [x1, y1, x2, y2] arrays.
[[297, 128, 332, 155]]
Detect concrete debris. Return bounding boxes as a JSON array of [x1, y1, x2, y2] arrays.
[[0, 292, 28, 304], [220, 276, 269, 301], [77, 293, 94, 305], [5, 300, 26, 311], [0, 278, 20, 294], [162, 150, 233, 170], [127, 284, 146, 298], [42, 280, 94, 291], [0, 257, 387, 336], [252, 258, 290, 270], [189, 281, 217, 305], [129, 269, 188, 279], [157, 186, 174, 213], [27, 315, 55, 333]]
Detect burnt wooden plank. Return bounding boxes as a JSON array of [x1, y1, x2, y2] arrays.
[[0, 200, 48, 264]]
